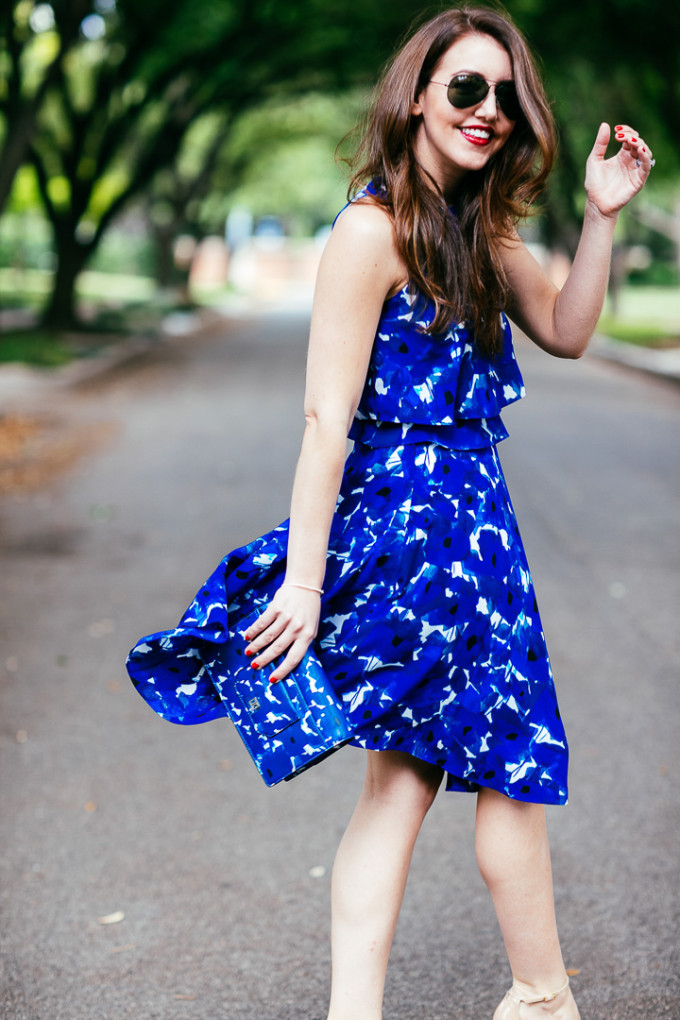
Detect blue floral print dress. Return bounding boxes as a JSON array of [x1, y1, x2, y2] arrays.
[[127, 197, 569, 807]]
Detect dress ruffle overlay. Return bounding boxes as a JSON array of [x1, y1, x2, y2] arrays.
[[127, 207, 569, 806]]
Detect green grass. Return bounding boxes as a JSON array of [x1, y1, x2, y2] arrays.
[[598, 286, 680, 348], [0, 330, 74, 367], [596, 317, 680, 347], [0, 267, 156, 307]]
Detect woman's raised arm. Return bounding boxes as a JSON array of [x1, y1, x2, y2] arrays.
[[501, 122, 653, 358]]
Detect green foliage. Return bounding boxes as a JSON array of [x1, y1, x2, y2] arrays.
[[507, 0, 680, 176], [0, 0, 424, 324], [206, 90, 366, 233], [0, 0, 678, 330], [88, 227, 156, 277], [0, 208, 52, 267], [628, 262, 679, 288], [5, 163, 41, 212]]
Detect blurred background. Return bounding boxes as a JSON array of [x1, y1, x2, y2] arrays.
[[0, 0, 678, 363], [1, 9, 678, 1018]]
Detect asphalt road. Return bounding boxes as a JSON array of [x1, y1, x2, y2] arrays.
[[0, 310, 678, 1020]]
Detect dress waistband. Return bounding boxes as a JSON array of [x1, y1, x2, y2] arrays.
[[348, 417, 508, 451]]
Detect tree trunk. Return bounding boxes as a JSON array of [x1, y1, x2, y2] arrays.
[[40, 236, 90, 330], [148, 213, 193, 302], [154, 227, 176, 290]]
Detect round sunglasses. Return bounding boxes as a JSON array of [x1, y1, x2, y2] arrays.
[[429, 72, 521, 121]]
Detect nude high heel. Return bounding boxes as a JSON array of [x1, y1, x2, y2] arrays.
[[493, 977, 581, 1019]]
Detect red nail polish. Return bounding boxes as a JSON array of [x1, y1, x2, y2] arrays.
[[251, 661, 260, 670], [245, 648, 254, 657], [269, 676, 278, 684]]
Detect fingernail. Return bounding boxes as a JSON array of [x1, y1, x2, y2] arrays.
[[245, 648, 255, 657], [250, 661, 261, 670], [269, 675, 278, 684]]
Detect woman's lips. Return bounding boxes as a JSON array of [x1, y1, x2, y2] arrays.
[[459, 127, 494, 146]]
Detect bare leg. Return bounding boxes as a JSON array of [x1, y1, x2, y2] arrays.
[[327, 750, 443, 1020], [475, 788, 580, 1018]]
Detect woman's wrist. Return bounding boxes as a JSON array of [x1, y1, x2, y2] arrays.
[[583, 196, 619, 227], [282, 581, 324, 595]]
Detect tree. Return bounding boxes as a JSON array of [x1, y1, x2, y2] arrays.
[[0, 1, 90, 217], [1, 0, 424, 328], [2, 0, 677, 327], [508, 0, 680, 254]]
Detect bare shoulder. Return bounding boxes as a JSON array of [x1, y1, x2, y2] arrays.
[[327, 197, 404, 293], [334, 196, 395, 240]]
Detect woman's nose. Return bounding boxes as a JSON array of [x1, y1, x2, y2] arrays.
[[475, 86, 498, 119]]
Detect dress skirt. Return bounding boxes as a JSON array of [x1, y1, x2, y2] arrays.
[[128, 435, 569, 806]]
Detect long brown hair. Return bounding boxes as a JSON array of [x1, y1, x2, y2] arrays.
[[349, 5, 556, 356]]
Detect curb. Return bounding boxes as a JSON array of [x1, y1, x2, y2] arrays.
[[590, 333, 680, 385]]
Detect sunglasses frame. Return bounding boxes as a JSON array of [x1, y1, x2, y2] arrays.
[[429, 72, 521, 122]]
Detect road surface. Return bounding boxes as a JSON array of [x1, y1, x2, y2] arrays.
[[0, 310, 678, 1020]]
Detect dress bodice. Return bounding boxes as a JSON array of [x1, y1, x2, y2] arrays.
[[349, 284, 525, 450], [342, 184, 525, 451]]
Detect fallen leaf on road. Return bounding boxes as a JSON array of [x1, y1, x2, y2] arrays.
[[566, 969, 581, 977], [109, 943, 137, 954], [174, 994, 196, 1001], [0, 415, 115, 497], [84, 801, 97, 813], [98, 910, 125, 925]]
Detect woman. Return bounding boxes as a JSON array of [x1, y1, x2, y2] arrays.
[[128, 6, 652, 1018]]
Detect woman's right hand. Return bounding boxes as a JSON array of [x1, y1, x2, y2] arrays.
[[243, 584, 321, 683]]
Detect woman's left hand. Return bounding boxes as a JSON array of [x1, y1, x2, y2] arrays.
[[584, 122, 653, 219]]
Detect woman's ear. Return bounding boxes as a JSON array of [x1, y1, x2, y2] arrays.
[[411, 91, 423, 117]]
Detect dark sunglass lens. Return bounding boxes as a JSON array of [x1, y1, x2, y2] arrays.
[[496, 82, 521, 120], [447, 73, 488, 109]]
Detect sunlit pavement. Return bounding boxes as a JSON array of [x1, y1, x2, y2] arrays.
[[0, 308, 678, 1019]]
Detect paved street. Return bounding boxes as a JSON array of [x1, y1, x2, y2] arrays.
[[0, 310, 678, 1020]]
